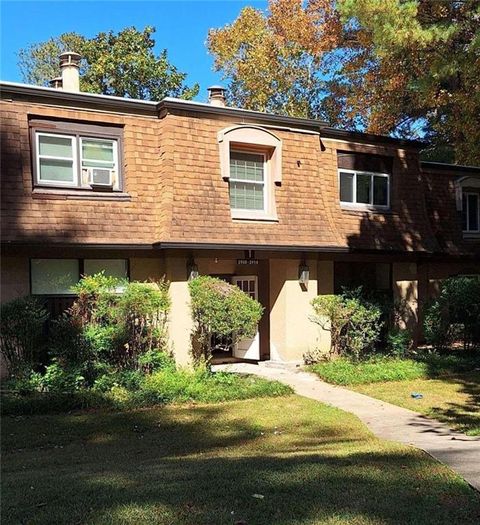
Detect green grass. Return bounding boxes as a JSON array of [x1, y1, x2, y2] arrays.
[[351, 372, 480, 436], [308, 357, 426, 385], [1, 371, 292, 415], [2, 396, 479, 525], [308, 354, 480, 386]]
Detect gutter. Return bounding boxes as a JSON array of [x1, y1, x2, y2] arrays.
[[421, 161, 480, 174], [1, 81, 426, 148]]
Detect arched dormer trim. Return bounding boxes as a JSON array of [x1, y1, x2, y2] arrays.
[[455, 176, 480, 211], [218, 125, 282, 184]]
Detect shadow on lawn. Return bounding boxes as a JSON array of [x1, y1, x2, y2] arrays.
[[426, 372, 480, 435], [2, 402, 480, 525]]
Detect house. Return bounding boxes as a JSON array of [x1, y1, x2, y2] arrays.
[[1, 52, 479, 365]]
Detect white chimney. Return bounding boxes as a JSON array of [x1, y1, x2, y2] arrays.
[[207, 85, 226, 107], [59, 51, 81, 92]]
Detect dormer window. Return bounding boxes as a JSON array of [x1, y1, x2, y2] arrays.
[[462, 192, 479, 232], [339, 170, 390, 208], [218, 125, 282, 221], [337, 151, 392, 210], [31, 120, 122, 191], [229, 151, 267, 212], [455, 176, 480, 236]]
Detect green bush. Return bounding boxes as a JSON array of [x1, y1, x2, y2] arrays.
[[41, 361, 85, 393], [49, 314, 91, 364], [67, 274, 171, 370], [0, 296, 49, 374], [386, 328, 411, 357], [1, 367, 292, 416], [138, 348, 176, 373], [188, 276, 264, 363], [117, 280, 170, 367], [424, 276, 480, 350], [310, 293, 383, 359]]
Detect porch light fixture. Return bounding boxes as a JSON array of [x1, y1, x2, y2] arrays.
[[298, 260, 309, 286], [187, 257, 199, 281]]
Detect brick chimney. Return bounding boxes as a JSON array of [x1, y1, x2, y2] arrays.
[[59, 51, 81, 92], [207, 85, 226, 107]]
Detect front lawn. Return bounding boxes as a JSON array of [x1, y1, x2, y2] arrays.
[[308, 354, 480, 386], [308, 354, 480, 436], [352, 372, 480, 436], [2, 396, 480, 525]]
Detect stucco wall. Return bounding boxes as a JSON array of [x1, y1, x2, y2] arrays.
[[1, 256, 30, 303], [269, 258, 332, 361], [392, 262, 418, 336], [164, 256, 194, 367]]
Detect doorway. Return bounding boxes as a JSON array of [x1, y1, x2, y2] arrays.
[[232, 275, 260, 360]]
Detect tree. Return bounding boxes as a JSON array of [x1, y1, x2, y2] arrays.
[[207, 0, 340, 118], [19, 26, 199, 101], [208, 0, 480, 164]]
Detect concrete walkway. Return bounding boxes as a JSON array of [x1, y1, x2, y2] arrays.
[[214, 362, 480, 491]]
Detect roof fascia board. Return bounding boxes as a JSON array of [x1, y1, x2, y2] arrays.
[[1, 81, 158, 116], [421, 161, 480, 174]]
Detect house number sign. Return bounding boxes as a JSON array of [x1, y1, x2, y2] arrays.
[[237, 259, 259, 265]]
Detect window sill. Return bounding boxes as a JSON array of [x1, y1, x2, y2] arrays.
[[32, 188, 131, 201], [340, 204, 392, 214], [463, 232, 480, 240], [231, 211, 279, 223]]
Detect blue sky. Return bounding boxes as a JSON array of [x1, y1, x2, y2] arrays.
[[1, 0, 267, 102]]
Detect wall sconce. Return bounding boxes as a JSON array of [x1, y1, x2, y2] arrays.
[[187, 257, 199, 281], [298, 260, 309, 287]]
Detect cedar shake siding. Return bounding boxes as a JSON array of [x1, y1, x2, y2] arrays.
[[0, 82, 478, 258]]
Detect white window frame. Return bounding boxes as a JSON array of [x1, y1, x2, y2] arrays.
[[338, 169, 390, 210], [34, 131, 119, 190], [36, 132, 78, 187], [229, 150, 270, 219], [462, 192, 480, 233], [80, 137, 119, 188]]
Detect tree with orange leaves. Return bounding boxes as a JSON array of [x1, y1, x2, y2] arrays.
[[207, 0, 480, 164]]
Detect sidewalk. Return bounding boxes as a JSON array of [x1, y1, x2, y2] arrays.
[[215, 362, 480, 491]]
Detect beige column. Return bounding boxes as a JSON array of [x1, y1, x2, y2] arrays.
[[270, 258, 331, 361], [164, 257, 194, 367], [392, 262, 418, 336]]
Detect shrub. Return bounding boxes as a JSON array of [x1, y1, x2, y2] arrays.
[[117, 280, 170, 367], [70, 272, 121, 326], [0, 296, 49, 374], [424, 276, 480, 351], [138, 348, 176, 373], [188, 276, 264, 363], [68, 275, 171, 370], [49, 313, 91, 364], [386, 328, 411, 357], [40, 361, 85, 393], [310, 294, 383, 359]]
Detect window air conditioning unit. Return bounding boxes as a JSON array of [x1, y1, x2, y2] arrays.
[[86, 167, 115, 187]]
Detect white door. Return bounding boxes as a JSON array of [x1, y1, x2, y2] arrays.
[[232, 276, 260, 360]]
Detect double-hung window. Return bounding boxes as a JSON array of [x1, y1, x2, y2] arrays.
[[229, 151, 267, 212], [31, 120, 122, 191], [339, 170, 390, 208], [462, 192, 480, 233]]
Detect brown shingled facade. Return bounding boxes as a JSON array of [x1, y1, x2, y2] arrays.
[[1, 84, 478, 365]]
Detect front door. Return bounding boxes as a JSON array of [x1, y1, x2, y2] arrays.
[[232, 275, 260, 360]]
